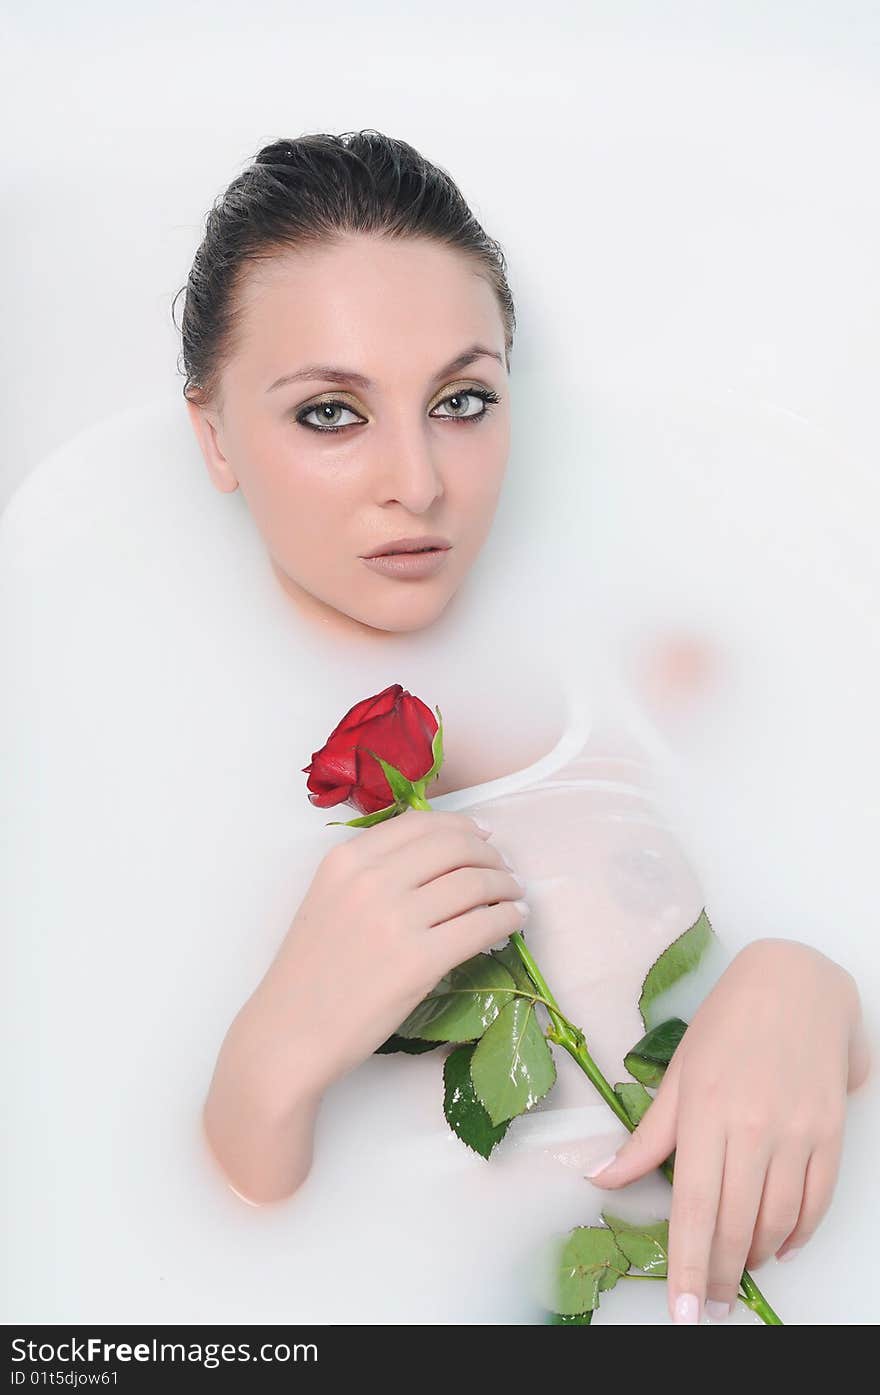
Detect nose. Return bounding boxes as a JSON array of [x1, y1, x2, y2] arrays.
[[372, 412, 445, 513]]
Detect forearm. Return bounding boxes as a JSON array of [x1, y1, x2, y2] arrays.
[[202, 988, 326, 1205]]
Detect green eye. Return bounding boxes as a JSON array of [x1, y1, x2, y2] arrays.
[[296, 401, 364, 431], [431, 389, 500, 421]]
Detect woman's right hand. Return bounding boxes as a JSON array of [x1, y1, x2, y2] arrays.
[[202, 810, 527, 1202], [249, 809, 529, 1100]]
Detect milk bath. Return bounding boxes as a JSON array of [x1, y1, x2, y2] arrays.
[[2, 377, 875, 1325]]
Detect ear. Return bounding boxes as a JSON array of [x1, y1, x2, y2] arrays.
[[185, 399, 239, 494]]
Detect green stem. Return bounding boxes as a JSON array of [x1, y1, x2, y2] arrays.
[[508, 930, 784, 1326], [510, 932, 629, 1124]]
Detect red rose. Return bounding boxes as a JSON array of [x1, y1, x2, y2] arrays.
[[302, 684, 439, 816]]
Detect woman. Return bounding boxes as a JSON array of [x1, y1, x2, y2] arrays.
[[173, 131, 872, 1324]]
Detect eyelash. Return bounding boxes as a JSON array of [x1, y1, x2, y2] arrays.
[[293, 387, 501, 433]]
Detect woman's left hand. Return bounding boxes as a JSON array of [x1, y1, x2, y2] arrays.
[[588, 937, 871, 1323]]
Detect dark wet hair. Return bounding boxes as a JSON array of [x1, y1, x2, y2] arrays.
[[172, 130, 516, 411]]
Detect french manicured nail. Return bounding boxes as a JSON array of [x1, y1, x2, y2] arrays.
[[673, 1292, 701, 1324], [513, 899, 530, 917], [473, 819, 493, 836], [584, 1151, 618, 1179], [705, 1300, 730, 1321], [776, 1246, 802, 1263]]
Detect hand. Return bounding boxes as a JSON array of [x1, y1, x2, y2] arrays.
[[587, 937, 869, 1323], [252, 808, 529, 1099]]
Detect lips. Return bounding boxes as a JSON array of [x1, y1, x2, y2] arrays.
[[360, 547, 451, 578], [361, 535, 452, 558]]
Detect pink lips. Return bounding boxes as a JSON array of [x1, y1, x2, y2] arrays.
[[360, 548, 451, 578], [361, 534, 451, 557]]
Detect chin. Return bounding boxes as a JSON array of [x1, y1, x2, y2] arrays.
[[360, 587, 455, 634]]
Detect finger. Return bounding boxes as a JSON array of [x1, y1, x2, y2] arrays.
[[743, 1142, 809, 1273], [417, 863, 528, 930], [586, 1049, 682, 1188], [704, 1138, 772, 1321], [358, 808, 492, 858], [404, 826, 511, 894], [776, 1128, 844, 1262], [666, 1100, 725, 1324], [425, 896, 531, 976]]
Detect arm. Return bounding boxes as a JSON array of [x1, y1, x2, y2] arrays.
[[201, 969, 327, 1205], [575, 674, 874, 1317], [200, 810, 525, 1206]]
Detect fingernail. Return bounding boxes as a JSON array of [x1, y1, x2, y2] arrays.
[[705, 1299, 730, 1321], [776, 1246, 802, 1263], [510, 874, 527, 894], [473, 819, 493, 836], [584, 1151, 618, 1179], [512, 899, 530, 918], [673, 1292, 701, 1324]]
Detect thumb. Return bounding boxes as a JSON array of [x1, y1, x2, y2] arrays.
[[585, 1057, 681, 1189]]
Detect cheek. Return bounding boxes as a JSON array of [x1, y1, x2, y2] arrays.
[[451, 446, 508, 526], [241, 444, 348, 551]]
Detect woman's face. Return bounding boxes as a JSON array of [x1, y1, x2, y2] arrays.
[[186, 233, 511, 636]]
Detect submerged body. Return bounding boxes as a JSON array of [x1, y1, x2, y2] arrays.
[[1, 392, 872, 1325]]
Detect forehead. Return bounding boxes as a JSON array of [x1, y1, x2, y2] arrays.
[[230, 235, 503, 389]]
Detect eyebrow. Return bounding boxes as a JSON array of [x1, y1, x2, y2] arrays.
[[266, 344, 506, 394]]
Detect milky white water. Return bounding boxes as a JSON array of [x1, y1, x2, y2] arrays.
[[1, 376, 875, 1326]]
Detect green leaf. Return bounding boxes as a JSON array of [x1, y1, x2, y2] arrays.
[[470, 996, 557, 1126], [408, 707, 446, 799], [638, 908, 716, 1029], [613, 1080, 654, 1127], [546, 1309, 593, 1325], [556, 1226, 629, 1316], [426, 706, 445, 786], [601, 1212, 669, 1276], [361, 748, 419, 807], [394, 953, 517, 1042], [442, 1042, 511, 1158], [624, 1017, 688, 1087], [490, 940, 539, 995], [374, 1034, 441, 1055]]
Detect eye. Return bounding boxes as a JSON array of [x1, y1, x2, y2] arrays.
[[431, 388, 500, 422], [296, 401, 364, 432]]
